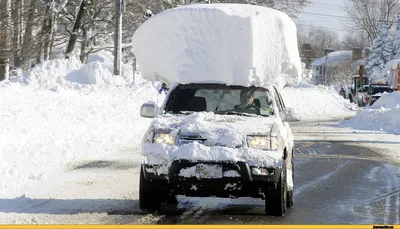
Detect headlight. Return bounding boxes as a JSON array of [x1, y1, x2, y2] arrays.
[[153, 132, 175, 144], [246, 135, 279, 150], [247, 136, 269, 150]]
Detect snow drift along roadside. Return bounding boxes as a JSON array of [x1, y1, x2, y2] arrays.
[[340, 92, 400, 134], [0, 58, 163, 198], [132, 4, 301, 89], [281, 83, 357, 121]]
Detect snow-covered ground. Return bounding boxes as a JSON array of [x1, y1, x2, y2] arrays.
[[0, 57, 163, 198], [340, 92, 400, 135]]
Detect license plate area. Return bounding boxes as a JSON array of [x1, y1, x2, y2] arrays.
[[196, 164, 223, 179]]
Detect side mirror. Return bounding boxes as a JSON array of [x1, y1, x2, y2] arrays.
[[140, 102, 157, 118], [282, 107, 300, 122]]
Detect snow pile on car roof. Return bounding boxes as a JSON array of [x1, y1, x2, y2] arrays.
[[132, 4, 301, 89], [340, 92, 400, 134]]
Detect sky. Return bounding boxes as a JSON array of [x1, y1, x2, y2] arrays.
[[295, 0, 348, 40]]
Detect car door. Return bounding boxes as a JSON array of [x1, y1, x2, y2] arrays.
[[273, 87, 294, 154]]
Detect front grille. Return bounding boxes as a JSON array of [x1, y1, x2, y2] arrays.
[[177, 135, 208, 145]]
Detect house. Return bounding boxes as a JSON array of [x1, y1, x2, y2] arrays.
[[311, 49, 367, 84]]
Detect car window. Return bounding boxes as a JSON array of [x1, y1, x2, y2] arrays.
[[164, 84, 275, 117]]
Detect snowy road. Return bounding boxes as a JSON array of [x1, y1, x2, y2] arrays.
[[1, 121, 399, 224]]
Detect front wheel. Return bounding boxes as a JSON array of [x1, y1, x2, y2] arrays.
[[139, 169, 162, 212], [265, 165, 287, 216]]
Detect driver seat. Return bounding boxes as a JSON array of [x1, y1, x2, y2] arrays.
[[186, 96, 207, 112]]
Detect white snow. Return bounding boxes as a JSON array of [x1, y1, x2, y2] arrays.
[[143, 141, 283, 168], [150, 112, 278, 147], [132, 4, 301, 89], [0, 57, 161, 198], [311, 50, 355, 66], [340, 92, 400, 135], [281, 82, 357, 121]]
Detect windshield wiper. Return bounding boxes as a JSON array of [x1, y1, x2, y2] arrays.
[[215, 111, 258, 117], [178, 111, 194, 115]]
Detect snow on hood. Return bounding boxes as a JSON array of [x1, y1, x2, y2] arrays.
[[142, 112, 282, 168], [143, 142, 283, 168], [151, 112, 276, 147]]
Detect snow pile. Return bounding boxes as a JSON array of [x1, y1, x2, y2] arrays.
[[0, 58, 163, 197], [142, 112, 285, 167], [150, 112, 278, 147], [281, 83, 357, 121], [143, 142, 282, 168], [340, 92, 400, 134], [132, 4, 301, 89], [11, 55, 140, 90]]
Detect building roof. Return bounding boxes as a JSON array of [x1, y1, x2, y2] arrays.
[[311, 50, 365, 67]]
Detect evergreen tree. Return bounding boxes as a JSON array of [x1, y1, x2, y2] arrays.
[[393, 13, 400, 58], [366, 23, 393, 82]]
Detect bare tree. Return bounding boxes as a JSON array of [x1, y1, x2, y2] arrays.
[[0, 0, 11, 81], [341, 31, 370, 49], [326, 60, 355, 86], [297, 25, 341, 58], [345, 0, 400, 44]]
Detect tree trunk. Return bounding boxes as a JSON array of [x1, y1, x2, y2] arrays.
[[79, 27, 89, 64], [22, 0, 38, 66], [12, 0, 23, 67], [65, 0, 86, 59], [0, 0, 11, 81], [37, 1, 53, 63], [43, 12, 55, 60]]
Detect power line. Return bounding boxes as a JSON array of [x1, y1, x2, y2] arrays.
[[301, 11, 398, 24], [296, 23, 356, 32]]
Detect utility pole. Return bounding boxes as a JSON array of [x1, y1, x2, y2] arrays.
[[0, 0, 11, 81], [114, 0, 123, 76]]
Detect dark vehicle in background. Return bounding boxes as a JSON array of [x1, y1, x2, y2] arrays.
[[366, 84, 394, 105]]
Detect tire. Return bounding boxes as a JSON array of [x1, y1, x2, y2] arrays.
[[265, 163, 287, 216], [286, 152, 294, 208], [139, 168, 162, 212]]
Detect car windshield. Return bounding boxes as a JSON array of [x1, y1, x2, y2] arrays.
[[164, 84, 275, 117], [370, 86, 393, 94]]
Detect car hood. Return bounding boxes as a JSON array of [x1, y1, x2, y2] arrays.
[[150, 112, 278, 148]]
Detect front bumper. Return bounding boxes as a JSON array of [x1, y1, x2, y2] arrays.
[[142, 160, 282, 198]]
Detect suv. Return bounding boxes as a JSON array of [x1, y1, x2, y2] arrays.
[[366, 84, 394, 105], [139, 83, 299, 216]]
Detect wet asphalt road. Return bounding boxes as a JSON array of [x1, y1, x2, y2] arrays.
[[151, 141, 400, 225]]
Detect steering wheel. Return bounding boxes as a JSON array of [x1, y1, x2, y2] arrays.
[[245, 104, 261, 114]]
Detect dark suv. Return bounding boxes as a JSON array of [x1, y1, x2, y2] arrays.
[[367, 84, 394, 105]]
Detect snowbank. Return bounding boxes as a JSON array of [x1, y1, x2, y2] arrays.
[[340, 92, 400, 134], [132, 4, 301, 89], [0, 58, 163, 197], [281, 83, 357, 121], [11, 56, 141, 90]]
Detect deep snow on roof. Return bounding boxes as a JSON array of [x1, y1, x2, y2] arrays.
[[312, 50, 352, 66], [132, 4, 302, 89]]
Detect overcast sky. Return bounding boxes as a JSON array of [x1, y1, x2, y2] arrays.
[[295, 0, 348, 40]]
